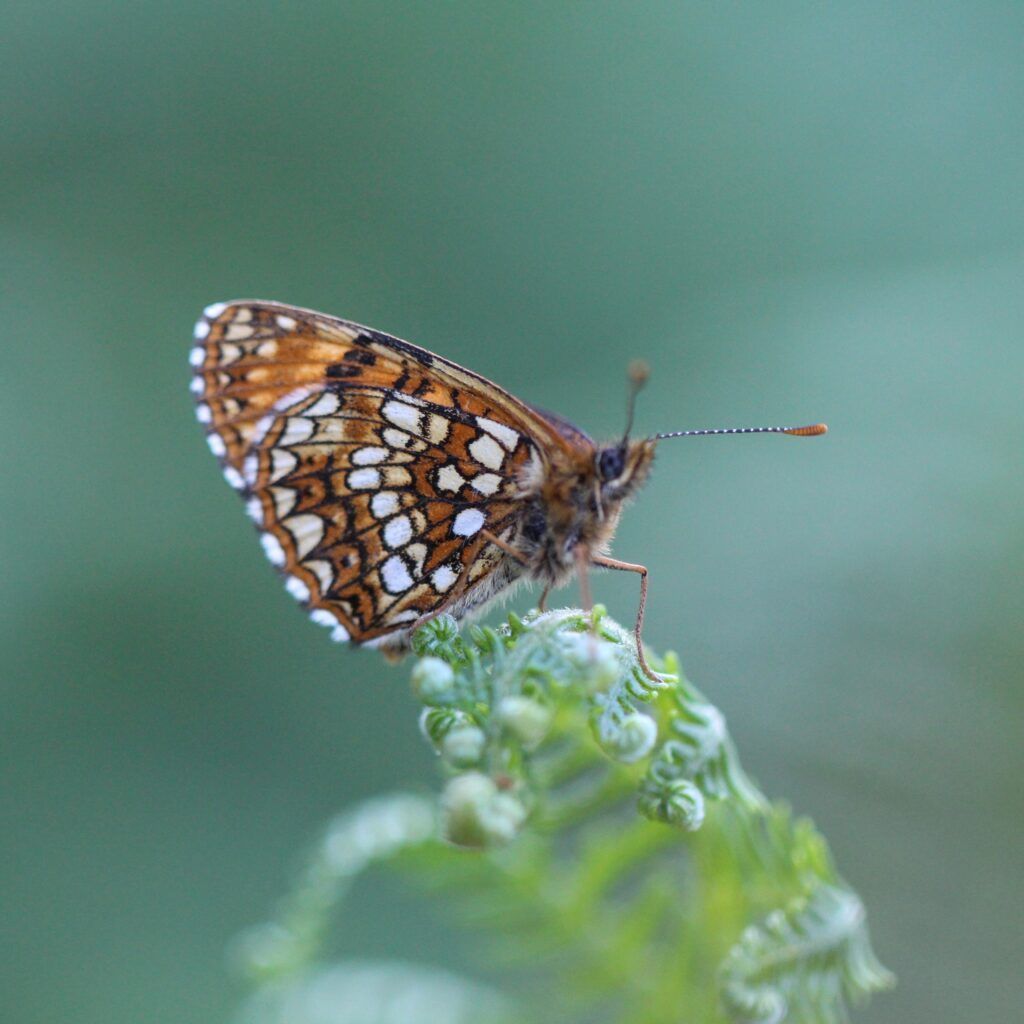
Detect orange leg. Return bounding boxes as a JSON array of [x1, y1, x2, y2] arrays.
[[481, 528, 529, 566], [589, 554, 659, 682], [575, 544, 593, 615]]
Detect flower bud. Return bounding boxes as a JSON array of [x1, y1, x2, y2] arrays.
[[441, 724, 487, 767], [497, 695, 552, 749], [441, 772, 527, 848], [411, 656, 455, 704]]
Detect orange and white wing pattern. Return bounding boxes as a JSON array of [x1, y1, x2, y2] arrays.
[[189, 301, 568, 647]]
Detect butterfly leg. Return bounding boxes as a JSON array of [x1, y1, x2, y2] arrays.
[[589, 555, 659, 682], [481, 528, 528, 565], [575, 544, 594, 615], [537, 584, 551, 612]]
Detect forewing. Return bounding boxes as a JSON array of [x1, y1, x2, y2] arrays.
[[190, 300, 560, 645]]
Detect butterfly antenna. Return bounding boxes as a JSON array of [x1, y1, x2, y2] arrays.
[[622, 360, 650, 442], [655, 423, 828, 440]]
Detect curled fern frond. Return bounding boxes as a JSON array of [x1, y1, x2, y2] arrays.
[[719, 884, 895, 1024], [237, 609, 892, 1024]]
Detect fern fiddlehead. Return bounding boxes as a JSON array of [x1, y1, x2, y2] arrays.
[[234, 608, 893, 1024]]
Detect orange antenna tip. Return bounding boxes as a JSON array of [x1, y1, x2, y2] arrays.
[[783, 423, 828, 437], [627, 359, 650, 387], [621, 360, 650, 440]]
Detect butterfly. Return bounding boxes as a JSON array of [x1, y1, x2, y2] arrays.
[[190, 300, 825, 679]]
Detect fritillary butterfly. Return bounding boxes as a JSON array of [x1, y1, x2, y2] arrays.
[[190, 300, 825, 679]]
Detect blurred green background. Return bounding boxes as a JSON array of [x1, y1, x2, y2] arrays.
[[3, 3, 1022, 1022]]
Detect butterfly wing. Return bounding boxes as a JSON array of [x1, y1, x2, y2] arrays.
[[190, 300, 582, 647]]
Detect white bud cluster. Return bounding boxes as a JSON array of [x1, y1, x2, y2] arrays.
[[441, 772, 527, 849], [496, 695, 552, 749], [441, 724, 487, 767], [411, 656, 456, 704]]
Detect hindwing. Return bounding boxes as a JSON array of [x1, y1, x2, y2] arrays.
[[190, 300, 578, 645]]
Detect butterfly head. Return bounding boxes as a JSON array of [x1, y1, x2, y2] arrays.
[[586, 357, 828, 521], [593, 437, 657, 507]]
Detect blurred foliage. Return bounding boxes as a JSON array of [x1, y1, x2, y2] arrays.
[[3, 3, 1023, 1024], [234, 611, 892, 1024]]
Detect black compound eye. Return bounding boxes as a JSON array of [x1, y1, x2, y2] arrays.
[[597, 446, 626, 481], [522, 504, 547, 542]]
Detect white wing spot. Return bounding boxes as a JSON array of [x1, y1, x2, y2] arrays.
[[206, 432, 226, 457], [190, 376, 205, 396], [406, 542, 427, 573], [189, 346, 206, 367], [468, 433, 504, 471], [270, 449, 298, 482], [453, 509, 485, 537], [352, 446, 388, 466], [470, 473, 501, 496], [432, 565, 458, 592], [371, 491, 399, 518], [225, 323, 253, 341], [306, 392, 340, 418], [203, 302, 227, 319], [272, 385, 316, 415], [383, 514, 413, 549], [383, 428, 410, 449], [283, 514, 324, 558], [477, 417, 520, 451], [234, 307, 253, 323], [243, 454, 259, 485], [276, 314, 297, 330], [260, 532, 286, 567], [382, 399, 421, 433], [223, 466, 245, 490], [193, 320, 210, 340], [220, 342, 243, 363], [426, 414, 450, 444], [381, 555, 414, 594], [285, 576, 310, 602], [330, 624, 350, 643], [348, 467, 381, 490], [251, 413, 275, 446], [309, 608, 337, 628], [389, 609, 420, 624], [306, 559, 334, 592], [279, 417, 314, 446], [271, 487, 297, 518], [245, 497, 263, 524], [436, 465, 466, 492]]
